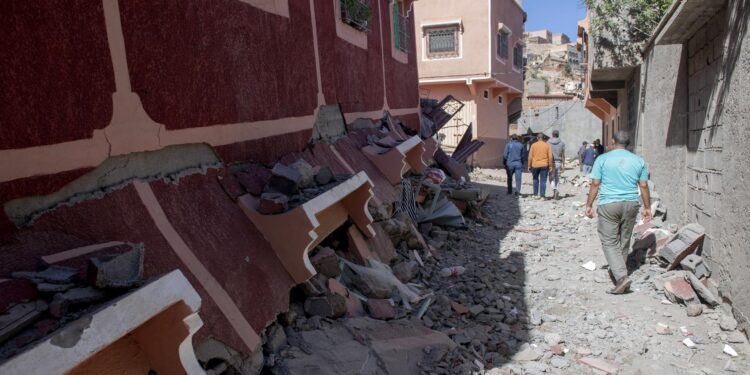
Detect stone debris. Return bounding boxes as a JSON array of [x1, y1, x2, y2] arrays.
[[0, 302, 47, 345], [12, 265, 78, 285], [87, 246, 144, 289], [578, 356, 619, 374]]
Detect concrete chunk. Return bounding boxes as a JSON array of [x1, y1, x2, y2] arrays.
[[314, 166, 334, 186], [269, 163, 302, 195], [13, 265, 78, 285], [290, 159, 316, 188], [310, 247, 340, 278], [88, 247, 144, 289]]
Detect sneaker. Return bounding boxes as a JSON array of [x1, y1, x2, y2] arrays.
[[606, 277, 632, 295], [553, 191, 560, 200]]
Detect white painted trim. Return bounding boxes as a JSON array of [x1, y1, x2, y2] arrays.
[[0, 271, 205, 375], [419, 18, 463, 29]]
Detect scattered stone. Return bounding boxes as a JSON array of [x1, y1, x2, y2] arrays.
[[683, 337, 697, 348], [469, 305, 485, 316], [392, 261, 418, 283], [656, 323, 672, 335], [314, 166, 334, 186], [550, 344, 564, 356], [550, 357, 570, 369], [50, 287, 105, 317], [13, 265, 78, 285], [264, 323, 287, 354], [269, 163, 302, 195], [686, 304, 703, 317], [544, 333, 563, 346], [290, 159, 316, 188], [581, 261, 596, 271], [578, 356, 619, 374], [366, 299, 396, 320], [304, 293, 347, 318], [451, 302, 469, 315], [720, 314, 739, 331], [258, 192, 289, 214], [514, 346, 542, 361], [310, 247, 340, 278], [87, 247, 144, 289], [36, 283, 75, 293]]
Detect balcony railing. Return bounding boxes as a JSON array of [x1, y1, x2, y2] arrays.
[[341, 0, 372, 32]]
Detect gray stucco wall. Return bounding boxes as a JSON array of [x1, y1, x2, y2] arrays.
[[517, 100, 602, 158], [637, 0, 750, 333], [637, 44, 689, 225]]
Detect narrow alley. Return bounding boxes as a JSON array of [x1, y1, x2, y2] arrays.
[[268, 166, 748, 374]]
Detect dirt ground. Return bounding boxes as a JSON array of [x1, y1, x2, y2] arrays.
[[275, 167, 748, 374]]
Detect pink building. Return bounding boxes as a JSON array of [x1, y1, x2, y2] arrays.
[[414, 0, 525, 167]]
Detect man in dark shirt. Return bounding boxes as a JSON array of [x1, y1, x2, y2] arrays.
[[503, 134, 526, 196]]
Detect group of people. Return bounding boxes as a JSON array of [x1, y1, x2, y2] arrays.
[[502, 130, 567, 200], [578, 139, 605, 176], [503, 130, 652, 295]]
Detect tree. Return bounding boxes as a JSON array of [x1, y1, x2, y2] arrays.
[[582, 0, 674, 67]]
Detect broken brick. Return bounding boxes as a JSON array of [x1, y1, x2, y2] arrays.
[[366, 298, 395, 320], [258, 192, 289, 215], [659, 223, 705, 270], [451, 301, 469, 315], [216, 169, 245, 200], [328, 279, 365, 318], [310, 247, 340, 278], [550, 344, 564, 356], [304, 293, 347, 318], [663, 276, 699, 305], [235, 171, 265, 196]]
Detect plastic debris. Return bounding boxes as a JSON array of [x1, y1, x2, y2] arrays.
[[581, 261, 596, 271]]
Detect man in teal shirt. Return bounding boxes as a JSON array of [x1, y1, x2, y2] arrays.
[[585, 131, 652, 294]]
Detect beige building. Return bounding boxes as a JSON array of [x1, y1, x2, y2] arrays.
[[414, 0, 525, 167]]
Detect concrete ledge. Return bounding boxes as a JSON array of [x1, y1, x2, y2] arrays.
[[238, 171, 375, 283], [0, 270, 204, 375], [362, 136, 427, 185]]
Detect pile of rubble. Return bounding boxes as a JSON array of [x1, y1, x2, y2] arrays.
[[0, 244, 145, 360], [228, 159, 349, 215]]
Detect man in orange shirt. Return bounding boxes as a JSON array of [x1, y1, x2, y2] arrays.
[[528, 133, 554, 199]]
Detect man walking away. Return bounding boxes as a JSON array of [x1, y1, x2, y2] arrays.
[[503, 135, 525, 196], [548, 130, 565, 200], [578, 141, 588, 171], [585, 131, 651, 294], [528, 133, 554, 199], [581, 144, 596, 176]]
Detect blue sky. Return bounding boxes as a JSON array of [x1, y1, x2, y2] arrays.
[[522, 0, 587, 40]]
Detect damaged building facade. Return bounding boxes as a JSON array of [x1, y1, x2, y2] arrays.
[[0, 0, 479, 373], [581, 0, 750, 334], [413, 0, 526, 167]]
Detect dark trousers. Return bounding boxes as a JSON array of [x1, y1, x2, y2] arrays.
[[506, 162, 523, 194], [531, 167, 549, 196]]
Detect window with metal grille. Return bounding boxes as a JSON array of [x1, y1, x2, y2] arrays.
[[426, 25, 459, 58], [393, 2, 409, 52], [513, 43, 523, 69], [341, 0, 372, 32], [497, 30, 509, 60]]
